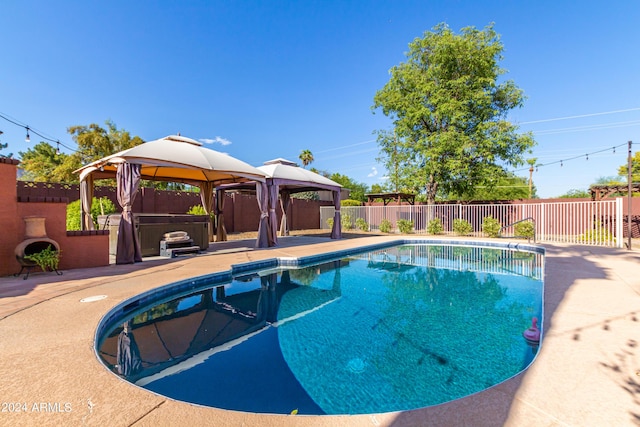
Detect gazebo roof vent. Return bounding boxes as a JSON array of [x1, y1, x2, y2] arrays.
[[263, 158, 298, 167]]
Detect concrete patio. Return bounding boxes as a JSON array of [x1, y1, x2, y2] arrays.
[[0, 235, 639, 426]]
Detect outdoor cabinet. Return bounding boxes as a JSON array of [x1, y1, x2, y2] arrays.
[[98, 214, 210, 257]]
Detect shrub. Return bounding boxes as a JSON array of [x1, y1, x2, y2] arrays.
[[397, 219, 414, 234], [379, 218, 392, 233], [452, 218, 473, 236], [427, 218, 443, 235], [482, 216, 501, 238], [341, 199, 362, 206], [355, 217, 369, 231], [341, 213, 353, 230], [187, 205, 207, 215], [514, 220, 535, 240], [578, 222, 614, 243], [66, 197, 117, 231], [187, 204, 215, 221], [326, 218, 334, 229]]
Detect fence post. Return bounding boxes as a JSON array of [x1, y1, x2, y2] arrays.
[[539, 203, 545, 241], [616, 197, 623, 248]]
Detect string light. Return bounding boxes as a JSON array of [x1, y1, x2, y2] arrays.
[[0, 112, 83, 155], [515, 142, 629, 173]]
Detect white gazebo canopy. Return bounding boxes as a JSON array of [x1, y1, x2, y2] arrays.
[[74, 135, 269, 263], [219, 158, 343, 246]]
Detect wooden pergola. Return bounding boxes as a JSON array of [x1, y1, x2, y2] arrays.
[[590, 183, 640, 201], [366, 192, 416, 206]]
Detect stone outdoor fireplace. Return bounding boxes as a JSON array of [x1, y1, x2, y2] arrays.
[[14, 216, 61, 279]]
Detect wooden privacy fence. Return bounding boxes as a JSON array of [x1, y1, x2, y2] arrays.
[[320, 198, 624, 247]]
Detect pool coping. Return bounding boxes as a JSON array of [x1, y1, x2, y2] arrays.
[[1, 235, 639, 427]]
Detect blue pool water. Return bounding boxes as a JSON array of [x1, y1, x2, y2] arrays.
[[97, 243, 544, 415]]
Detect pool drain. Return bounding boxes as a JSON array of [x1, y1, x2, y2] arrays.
[[347, 358, 366, 373]]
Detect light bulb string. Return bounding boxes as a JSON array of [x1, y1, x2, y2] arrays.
[[0, 111, 81, 154], [513, 142, 630, 173]]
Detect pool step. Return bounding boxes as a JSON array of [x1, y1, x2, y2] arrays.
[[160, 239, 200, 258], [163, 246, 201, 258]]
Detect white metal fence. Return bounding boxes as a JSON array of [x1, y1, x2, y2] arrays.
[[320, 198, 624, 247]]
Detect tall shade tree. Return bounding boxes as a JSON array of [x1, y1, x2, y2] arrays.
[[69, 120, 144, 165], [0, 131, 11, 158], [373, 23, 535, 204], [17, 120, 144, 183], [448, 172, 535, 201], [299, 149, 314, 168], [18, 142, 68, 181], [328, 172, 369, 202], [618, 151, 640, 182], [375, 129, 410, 193]]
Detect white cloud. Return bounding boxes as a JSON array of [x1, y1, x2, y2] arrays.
[[367, 166, 378, 177], [199, 136, 232, 146]]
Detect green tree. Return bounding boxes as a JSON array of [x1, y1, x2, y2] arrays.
[[369, 183, 386, 194], [0, 131, 12, 158], [328, 172, 369, 202], [594, 175, 625, 186], [558, 189, 590, 198], [299, 149, 314, 168], [18, 120, 144, 183], [618, 151, 640, 182], [450, 172, 534, 201], [375, 129, 409, 192], [18, 142, 68, 182], [372, 23, 535, 204], [68, 120, 144, 166]]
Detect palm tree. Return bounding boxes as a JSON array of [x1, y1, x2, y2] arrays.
[[299, 149, 314, 168]]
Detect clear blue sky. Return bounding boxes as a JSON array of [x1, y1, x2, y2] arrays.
[[1, 1, 639, 198]]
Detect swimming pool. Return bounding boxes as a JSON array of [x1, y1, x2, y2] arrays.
[[96, 241, 544, 415]]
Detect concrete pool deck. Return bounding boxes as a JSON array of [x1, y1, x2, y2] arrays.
[[0, 235, 639, 426]]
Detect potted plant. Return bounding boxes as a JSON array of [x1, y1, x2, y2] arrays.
[[24, 245, 61, 273]]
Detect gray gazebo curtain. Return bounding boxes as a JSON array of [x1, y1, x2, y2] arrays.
[[267, 182, 279, 246], [116, 163, 142, 264], [330, 189, 342, 239], [199, 181, 215, 243], [279, 190, 291, 236], [80, 174, 95, 231], [215, 189, 227, 242], [256, 182, 269, 248]]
